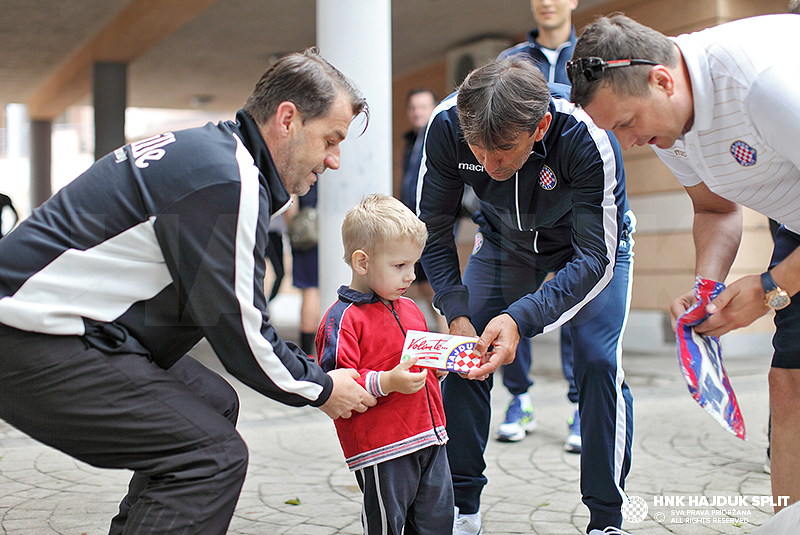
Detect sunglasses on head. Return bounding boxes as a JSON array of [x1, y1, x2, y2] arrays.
[[566, 57, 658, 84]]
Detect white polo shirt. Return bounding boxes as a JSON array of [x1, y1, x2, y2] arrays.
[[652, 14, 800, 234]]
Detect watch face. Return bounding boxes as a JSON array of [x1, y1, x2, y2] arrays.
[[769, 294, 791, 310]]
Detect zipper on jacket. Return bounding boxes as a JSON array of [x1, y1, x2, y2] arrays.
[[382, 300, 405, 337], [381, 300, 445, 443]]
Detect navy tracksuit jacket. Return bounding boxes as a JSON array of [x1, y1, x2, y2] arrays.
[[416, 85, 635, 531]]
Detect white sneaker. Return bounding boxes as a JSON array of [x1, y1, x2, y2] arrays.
[[496, 394, 537, 442], [588, 527, 633, 535], [564, 404, 581, 454], [453, 510, 481, 535]]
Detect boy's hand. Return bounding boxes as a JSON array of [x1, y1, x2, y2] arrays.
[[382, 356, 428, 395]]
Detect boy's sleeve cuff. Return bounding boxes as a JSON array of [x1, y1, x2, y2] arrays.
[[366, 371, 387, 398]]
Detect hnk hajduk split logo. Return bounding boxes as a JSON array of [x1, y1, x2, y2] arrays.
[[622, 494, 791, 527], [622, 496, 648, 523]]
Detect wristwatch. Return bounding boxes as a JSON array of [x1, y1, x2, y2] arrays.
[[761, 271, 791, 310]]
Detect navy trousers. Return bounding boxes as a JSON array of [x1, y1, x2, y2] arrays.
[[443, 225, 634, 531], [354, 444, 454, 535], [0, 325, 248, 535]]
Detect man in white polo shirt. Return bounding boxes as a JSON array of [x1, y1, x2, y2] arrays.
[[567, 12, 800, 514]]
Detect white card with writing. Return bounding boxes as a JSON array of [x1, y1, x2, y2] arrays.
[[401, 330, 481, 373]]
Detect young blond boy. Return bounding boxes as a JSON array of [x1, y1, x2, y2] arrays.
[[316, 194, 453, 534]]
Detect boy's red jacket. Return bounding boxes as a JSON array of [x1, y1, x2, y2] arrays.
[[316, 286, 448, 471]]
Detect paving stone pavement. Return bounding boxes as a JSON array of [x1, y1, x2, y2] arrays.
[[0, 328, 775, 534]]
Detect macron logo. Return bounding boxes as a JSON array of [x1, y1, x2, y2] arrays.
[[459, 162, 484, 173]]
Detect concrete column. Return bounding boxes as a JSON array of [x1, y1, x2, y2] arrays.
[[6, 103, 28, 158], [93, 62, 127, 161], [30, 119, 52, 209], [316, 0, 393, 311]]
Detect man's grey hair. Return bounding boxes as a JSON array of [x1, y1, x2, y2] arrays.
[[570, 13, 677, 108], [790, 0, 800, 14], [456, 56, 550, 151], [243, 47, 368, 128]]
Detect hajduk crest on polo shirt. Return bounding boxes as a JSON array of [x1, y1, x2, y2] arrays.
[[730, 140, 757, 167], [539, 165, 557, 190]]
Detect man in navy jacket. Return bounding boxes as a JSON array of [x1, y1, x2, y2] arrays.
[[495, 0, 582, 450], [417, 56, 635, 534]]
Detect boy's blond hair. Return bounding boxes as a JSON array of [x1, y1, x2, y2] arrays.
[[342, 194, 428, 265]]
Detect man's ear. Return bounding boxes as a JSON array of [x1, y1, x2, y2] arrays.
[[274, 101, 300, 138], [534, 111, 552, 142], [352, 250, 369, 275], [651, 65, 675, 95]]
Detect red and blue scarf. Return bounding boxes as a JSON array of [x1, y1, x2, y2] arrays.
[[676, 278, 746, 440]]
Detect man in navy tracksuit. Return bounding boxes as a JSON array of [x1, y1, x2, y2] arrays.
[[416, 56, 635, 534], [494, 0, 582, 449], [0, 50, 375, 535]]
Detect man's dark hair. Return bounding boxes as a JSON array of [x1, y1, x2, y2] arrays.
[[570, 13, 677, 108], [456, 56, 550, 151], [244, 48, 368, 128]]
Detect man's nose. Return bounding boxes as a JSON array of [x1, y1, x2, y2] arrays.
[[325, 147, 341, 169], [481, 152, 502, 171], [617, 132, 636, 150]]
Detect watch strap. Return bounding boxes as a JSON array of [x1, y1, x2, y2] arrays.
[[761, 271, 779, 294]]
